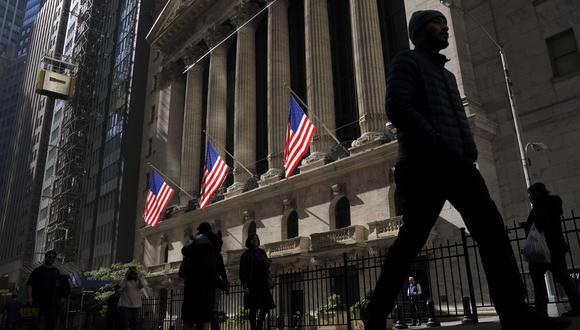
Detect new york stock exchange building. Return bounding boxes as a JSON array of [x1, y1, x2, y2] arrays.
[[137, 0, 503, 312]]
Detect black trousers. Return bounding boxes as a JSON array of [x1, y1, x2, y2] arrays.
[[408, 299, 421, 324], [530, 256, 580, 315], [367, 161, 527, 323]]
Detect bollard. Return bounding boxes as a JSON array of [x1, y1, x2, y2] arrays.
[[462, 296, 474, 324], [425, 299, 440, 327], [393, 304, 408, 329]]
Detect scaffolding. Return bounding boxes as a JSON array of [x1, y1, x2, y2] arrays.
[[46, 0, 108, 262]]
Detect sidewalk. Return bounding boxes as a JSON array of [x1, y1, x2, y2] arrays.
[[402, 315, 580, 329]]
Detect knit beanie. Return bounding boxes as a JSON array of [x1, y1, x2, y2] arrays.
[[408, 10, 446, 44]]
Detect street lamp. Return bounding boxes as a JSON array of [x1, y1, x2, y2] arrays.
[[439, 0, 531, 190], [525, 142, 548, 168]]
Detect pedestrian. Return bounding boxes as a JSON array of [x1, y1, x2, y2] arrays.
[[407, 277, 422, 326], [291, 310, 302, 329], [26, 250, 62, 330], [179, 222, 218, 330], [117, 267, 144, 330], [2, 293, 21, 330], [212, 233, 229, 330], [239, 234, 276, 330], [106, 285, 122, 330], [362, 10, 570, 330], [523, 182, 580, 317]]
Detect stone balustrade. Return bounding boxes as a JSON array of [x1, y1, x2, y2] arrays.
[[148, 264, 165, 274], [310, 225, 369, 251], [264, 236, 311, 258], [225, 248, 246, 266], [368, 216, 403, 239], [147, 260, 182, 275]]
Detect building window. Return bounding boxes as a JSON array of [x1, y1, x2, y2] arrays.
[[335, 197, 351, 229], [163, 245, 169, 263], [286, 211, 299, 239], [547, 29, 580, 77]]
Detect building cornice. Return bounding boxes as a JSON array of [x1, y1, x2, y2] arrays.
[[146, 0, 215, 55], [140, 141, 398, 235]]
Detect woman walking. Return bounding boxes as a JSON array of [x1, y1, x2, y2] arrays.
[[239, 234, 276, 330], [118, 267, 144, 330], [524, 183, 580, 317]]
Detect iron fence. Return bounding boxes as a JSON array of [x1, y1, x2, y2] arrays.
[[65, 212, 580, 329]]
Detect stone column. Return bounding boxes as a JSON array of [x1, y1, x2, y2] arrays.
[[302, 0, 336, 168], [205, 37, 228, 158], [180, 57, 204, 201], [228, 6, 258, 195], [157, 63, 185, 198], [349, 0, 388, 153], [260, 0, 290, 184]]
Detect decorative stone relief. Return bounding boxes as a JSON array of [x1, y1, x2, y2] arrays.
[[242, 209, 255, 223], [330, 183, 345, 197], [282, 198, 295, 211]]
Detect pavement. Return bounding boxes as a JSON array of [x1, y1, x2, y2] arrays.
[[400, 315, 580, 329]]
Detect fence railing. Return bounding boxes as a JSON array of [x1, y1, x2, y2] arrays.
[[68, 212, 580, 329]]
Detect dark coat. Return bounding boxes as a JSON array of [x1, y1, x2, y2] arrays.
[[239, 248, 275, 310], [526, 195, 569, 259], [180, 234, 218, 324], [386, 47, 477, 165]]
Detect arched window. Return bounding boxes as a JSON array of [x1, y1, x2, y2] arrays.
[[335, 197, 351, 229], [287, 211, 299, 239], [394, 187, 404, 216], [163, 244, 169, 263], [248, 221, 257, 237]]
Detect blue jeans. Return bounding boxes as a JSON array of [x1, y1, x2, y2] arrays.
[[120, 307, 140, 330]]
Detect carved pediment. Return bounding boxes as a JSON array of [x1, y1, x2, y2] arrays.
[[147, 0, 215, 53]]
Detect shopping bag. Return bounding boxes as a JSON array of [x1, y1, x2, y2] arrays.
[[522, 223, 551, 263], [20, 304, 39, 325]]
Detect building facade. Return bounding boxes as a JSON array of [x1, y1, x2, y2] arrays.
[[0, 0, 26, 227], [0, 0, 70, 288], [33, 0, 79, 262], [138, 0, 580, 291], [73, 0, 155, 270]]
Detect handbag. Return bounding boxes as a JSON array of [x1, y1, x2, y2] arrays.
[[20, 305, 39, 325], [522, 223, 551, 263]]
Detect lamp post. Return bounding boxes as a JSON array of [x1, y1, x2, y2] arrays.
[[439, 0, 531, 190], [525, 142, 548, 167]]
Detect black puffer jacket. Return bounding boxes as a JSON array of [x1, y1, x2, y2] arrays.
[[386, 47, 477, 165]]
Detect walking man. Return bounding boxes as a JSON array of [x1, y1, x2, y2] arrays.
[[362, 10, 570, 330], [407, 277, 422, 326], [26, 250, 62, 330]]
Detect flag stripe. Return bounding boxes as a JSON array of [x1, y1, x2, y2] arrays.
[[143, 171, 174, 227], [199, 142, 229, 209], [284, 97, 316, 179]]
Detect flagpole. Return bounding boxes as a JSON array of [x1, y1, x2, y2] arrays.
[[146, 162, 194, 199], [182, 0, 279, 74], [286, 86, 350, 155], [202, 130, 256, 179]]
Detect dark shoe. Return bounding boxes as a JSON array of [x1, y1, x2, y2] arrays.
[[562, 309, 580, 317], [502, 314, 570, 330], [361, 303, 386, 330]]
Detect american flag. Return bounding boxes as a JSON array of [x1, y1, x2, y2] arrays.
[[284, 95, 316, 178], [144, 170, 174, 227], [199, 142, 229, 209]]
